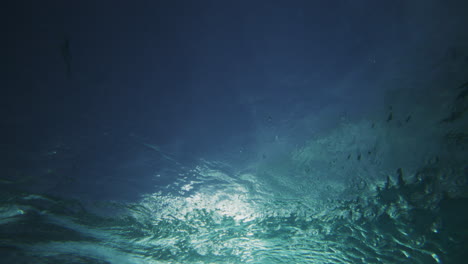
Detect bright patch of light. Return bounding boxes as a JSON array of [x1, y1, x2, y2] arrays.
[[185, 185, 257, 222], [181, 182, 194, 192], [431, 253, 441, 264]]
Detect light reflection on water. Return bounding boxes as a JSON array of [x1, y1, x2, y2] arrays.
[[0, 158, 466, 264]]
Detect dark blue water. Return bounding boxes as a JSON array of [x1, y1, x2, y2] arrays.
[[2, 0, 468, 263]]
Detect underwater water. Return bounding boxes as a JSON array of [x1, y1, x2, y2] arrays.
[[3, 1, 468, 263], [1, 155, 467, 264], [1, 79, 467, 263]]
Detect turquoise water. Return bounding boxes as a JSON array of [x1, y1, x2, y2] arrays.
[[2, 1, 468, 263], [1, 87, 467, 263], [1, 160, 466, 263]]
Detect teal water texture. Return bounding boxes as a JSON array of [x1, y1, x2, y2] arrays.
[[1, 105, 467, 263]]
